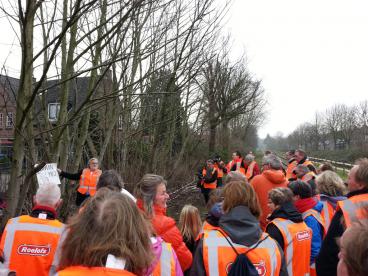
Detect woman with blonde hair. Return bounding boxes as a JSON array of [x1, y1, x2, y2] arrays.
[[135, 174, 192, 272], [190, 181, 287, 276], [179, 205, 202, 254], [316, 170, 347, 230], [57, 189, 154, 275]]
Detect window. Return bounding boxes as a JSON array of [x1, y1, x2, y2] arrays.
[[6, 112, 13, 128], [0, 113, 3, 128], [118, 114, 123, 130], [48, 103, 60, 121]]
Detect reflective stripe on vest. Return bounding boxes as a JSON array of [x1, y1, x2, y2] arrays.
[[302, 209, 326, 237], [204, 231, 280, 276], [271, 218, 311, 276], [161, 242, 174, 276], [320, 200, 334, 230], [2, 216, 65, 275], [338, 194, 368, 227]]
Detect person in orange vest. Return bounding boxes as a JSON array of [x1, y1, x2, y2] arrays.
[[58, 157, 102, 206], [285, 150, 297, 181], [315, 171, 347, 231], [0, 183, 65, 276], [213, 156, 227, 187], [295, 164, 317, 195], [199, 160, 218, 203], [56, 188, 154, 276], [288, 180, 325, 276], [190, 181, 288, 276], [316, 158, 368, 276], [337, 219, 368, 276], [243, 154, 260, 181], [266, 187, 312, 276], [226, 151, 247, 175], [295, 149, 317, 174]]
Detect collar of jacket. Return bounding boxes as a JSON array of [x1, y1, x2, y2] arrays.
[[31, 205, 57, 219], [219, 205, 262, 247], [294, 197, 317, 213], [288, 158, 296, 164], [268, 202, 303, 223], [298, 156, 308, 165], [347, 188, 368, 198]]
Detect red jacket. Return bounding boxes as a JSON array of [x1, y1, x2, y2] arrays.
[[250, 170, 288, 230], [137, 200, 192, 271]]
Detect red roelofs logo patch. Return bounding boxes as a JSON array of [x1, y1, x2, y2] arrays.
[[17, 244, 51, 256], [254, 260, 267, 276], [296, 230, 311, 241]]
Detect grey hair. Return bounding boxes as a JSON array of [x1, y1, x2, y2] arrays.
[[262, 154, 282, 170], [316, 170, 346, 196], [244, 154, 255, 162], [35, 184, 61, 207], [225, 171, 248, 185], [134, 174, 167, 216]]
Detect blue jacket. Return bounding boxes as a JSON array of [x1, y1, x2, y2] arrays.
[[304, 201, 324, 264]]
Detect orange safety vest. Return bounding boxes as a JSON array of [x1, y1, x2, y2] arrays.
[[153, 241, 177, 276], [301, 171, 316, 182], [337, 193, 368, 228], [286, 160, 297, 180], [268, 218, 312, 276], [214, 164, 224, 178], [56, 266, 136, 275], [0, 215, 65, 276], [227, 160, 246, 175], [203, 230, 282, 276], [77, 168, 102, 196], [320, 200, 336, 231], [245, 161, 256, 181], [196, 221, 221, 241], [302, 209, 326, 276], [202, 168, 217, 189]]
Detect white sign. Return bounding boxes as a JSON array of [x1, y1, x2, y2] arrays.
[[36, 163, 61, 186]]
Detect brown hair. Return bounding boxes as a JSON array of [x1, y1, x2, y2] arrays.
[[59, 188, 154, 274], [316, 171, 346, 196], [222, 181, 261, 218], [206, 188, 223, 210], [134, 174, 167, 216], [179, 205, 202, 243], [96, 170, 124, 192], [339, 220, 368, 276], [318, 162, 334, 173], [355, 158, 368, 189], [268, 187, 294, 206], [224, 171, 247, 185]]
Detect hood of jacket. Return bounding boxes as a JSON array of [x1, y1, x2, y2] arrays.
[[262, 169, 287, 184], [268, 202, 303, 223], [219, 205, 262, 247]]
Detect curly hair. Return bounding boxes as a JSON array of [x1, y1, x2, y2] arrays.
[[316, 171, 346, 196]]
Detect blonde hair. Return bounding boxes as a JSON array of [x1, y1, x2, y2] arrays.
[[316, 171, 347, 196], [59, 188, 154, 274], [179, 205, 202, 243], [222, 181, 261, 218], [224, 171, 247, 185]]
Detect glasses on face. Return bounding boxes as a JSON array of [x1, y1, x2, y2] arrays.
[[90, 162, 98, 165]]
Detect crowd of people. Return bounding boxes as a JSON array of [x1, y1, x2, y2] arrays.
[[0, 150, 368, 276]]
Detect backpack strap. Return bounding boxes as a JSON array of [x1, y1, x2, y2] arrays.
[[216, 229, 269, 256]]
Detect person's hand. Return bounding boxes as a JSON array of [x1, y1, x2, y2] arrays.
[[57, 168, 62, 174]]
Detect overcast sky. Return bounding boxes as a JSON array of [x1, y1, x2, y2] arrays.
[[226, 0, 368, 138]]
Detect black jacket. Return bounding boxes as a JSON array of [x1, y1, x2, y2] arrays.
[[190, 206, 288, 276], [315, 188, 368, 276], [60, 170, 83, 181], [265, 202, 303, 250]]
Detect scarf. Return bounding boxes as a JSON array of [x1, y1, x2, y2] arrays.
[[294, 197, 317, 214]]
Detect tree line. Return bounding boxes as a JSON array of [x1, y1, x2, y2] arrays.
[[263, 101, 368, 153], [1, 0, 265, 226]]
